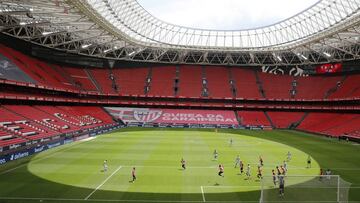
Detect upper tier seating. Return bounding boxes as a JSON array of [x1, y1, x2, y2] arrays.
[[258, 73, 293, 99], [295, 76, 342, 99], [0, 45, 77, 90], [112, 68, 149, 95], [148, 66, 176, 96], [89, 69, 117, 94], [231, 68, 261, 98], [206, 67, 232, 98], [62, 67, 98, 92], [1, 44, 359, 101], [329, 74, 360, 98], [178, 66, 202, 97]]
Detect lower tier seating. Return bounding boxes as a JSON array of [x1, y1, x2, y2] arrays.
[[237, 111, 271, 126], [267, 112, 305, 128], [297, 113, 360, 138], [0, 105, 115, 147]]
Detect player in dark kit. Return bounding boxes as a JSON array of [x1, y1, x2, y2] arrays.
[[272, 170, 277, 186], [279, 175, 285, 197], [239, 161, 244, 174], [257, 166, 263, 179], [181, 158, 186, 170], [259, 156, 264, 166], [218, 164, 224, 177]]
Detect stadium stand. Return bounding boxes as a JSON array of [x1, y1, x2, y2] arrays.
[[89, 68, 117, 94], [178, 65, 202, 97], [295, 76, 342, 99], [62, 67, 99, 92], [148, 66, 176, 96], [1, 44, 359, 101], [0, 105, 115, 147], [112, 67, 149, 95], [267, 112, 305, 128], [329, 74, 360, 98], [231, 68, 261, 98], [297, 113, 360, 138], [0, 53, 36, 83], [258, 72, 293, 99], [237, 111, 271, 126], [0, 44, 359, 141], [205, 67, 233, 98]]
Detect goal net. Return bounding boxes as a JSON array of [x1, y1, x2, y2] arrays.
[[259, 175, 351, 203]]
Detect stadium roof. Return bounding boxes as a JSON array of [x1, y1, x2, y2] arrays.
[[0, 0, 359, 66]]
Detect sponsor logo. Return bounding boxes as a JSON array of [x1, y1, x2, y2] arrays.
[[47, 142, 61, 149], [162, 113, 236, 123], [10, 152, 29, 161], [34, 146, 45, 153], [134, 110, 162, 123], [0, 158, 6, 164]]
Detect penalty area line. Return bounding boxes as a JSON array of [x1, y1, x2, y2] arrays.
[[84, 165, 122, 200]]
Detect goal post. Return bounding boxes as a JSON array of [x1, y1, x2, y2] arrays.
[[259, 175, 351, 203]]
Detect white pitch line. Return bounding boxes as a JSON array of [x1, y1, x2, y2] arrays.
[[84, 166, 122, 200], [200, 186, 206, 202]]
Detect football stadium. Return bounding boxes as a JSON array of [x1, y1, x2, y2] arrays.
[[0, 0, 359, 202]]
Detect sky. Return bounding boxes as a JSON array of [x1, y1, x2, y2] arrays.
[[137, 0, 320, 30]]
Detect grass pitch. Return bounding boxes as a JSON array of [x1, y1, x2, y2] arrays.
[[0, 128, 359, 203]]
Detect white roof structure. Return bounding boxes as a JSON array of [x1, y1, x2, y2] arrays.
[[0, 0, 359, 66]]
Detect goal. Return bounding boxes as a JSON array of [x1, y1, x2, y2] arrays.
[[259, 175, 351, 203]]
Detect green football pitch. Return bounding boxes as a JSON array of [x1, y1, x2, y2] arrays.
[[0, 128, 359, 203]]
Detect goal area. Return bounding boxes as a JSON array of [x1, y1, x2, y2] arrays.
[[259, 175, 351, 203]]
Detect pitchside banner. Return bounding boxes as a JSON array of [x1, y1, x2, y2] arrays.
[[105, 107, 238, 125]]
